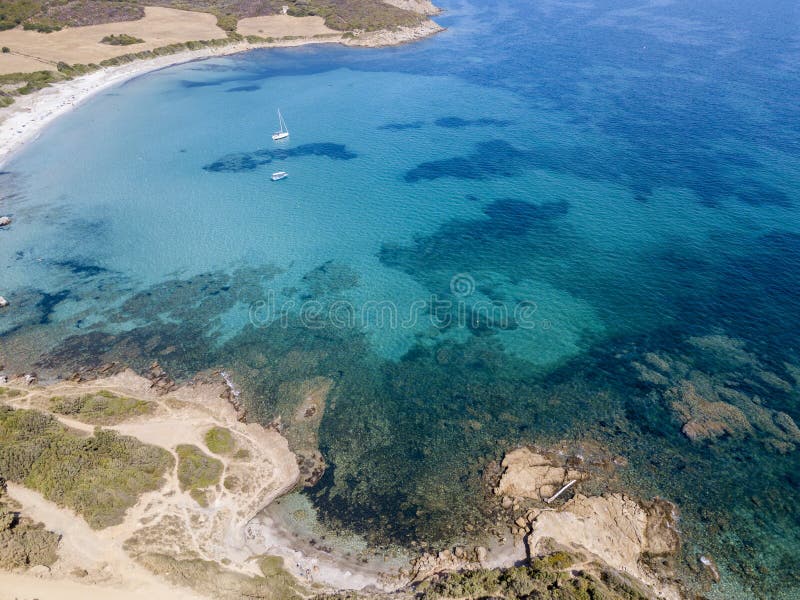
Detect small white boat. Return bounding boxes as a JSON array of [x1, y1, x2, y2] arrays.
[[272, 109, 289, 141], [271, 171, 288, 181]]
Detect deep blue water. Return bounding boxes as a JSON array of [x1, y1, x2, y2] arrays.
[[1, 1, 800, 597]]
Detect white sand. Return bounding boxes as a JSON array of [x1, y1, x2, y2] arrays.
[[0, 38, 336, 168], [0, 16, 442, 169]]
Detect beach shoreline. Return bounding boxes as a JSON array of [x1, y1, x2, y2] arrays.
[[0, 20, 442, 169]]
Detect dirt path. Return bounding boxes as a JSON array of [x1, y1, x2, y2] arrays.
[[1, 370, 300, 597]]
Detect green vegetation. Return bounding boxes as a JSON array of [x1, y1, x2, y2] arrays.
[[138, 553, 306, 600], [100, 33, 144, 45], [0, 69, 67, 99], [176, 444, 223, 493], [214, 11, 237, 34], [233, 447, 250, 460], [204, 426, 235, 455], [245, 34, 274, 44], [0, 387, 23, 398], [189, 488, 209, 507], [1, 46, 9, 53], [280, 0, 422, 31], [50, 390, 155, 425], [413, 552, 651, 600], [0, 0, 43, 31], [97, 36, 231, 68], [22, 18, 62, 32], [0, 406, 174, 529]]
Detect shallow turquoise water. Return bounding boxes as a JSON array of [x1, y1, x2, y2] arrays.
[[2, 1, 800, 597]]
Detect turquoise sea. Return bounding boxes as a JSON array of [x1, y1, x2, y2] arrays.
[[2, 1, 800, 597]]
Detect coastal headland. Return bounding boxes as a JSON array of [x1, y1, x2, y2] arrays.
[[0, 366, 703, 599], [0, 3, 733, 598]]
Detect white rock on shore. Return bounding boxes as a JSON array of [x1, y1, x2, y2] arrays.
[[343, 20, 444, 47], [0, 216, 11, 227]]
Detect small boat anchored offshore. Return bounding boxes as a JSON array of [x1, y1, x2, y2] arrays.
[[272, 109, 289, 141], [271, 171, 288, 181]]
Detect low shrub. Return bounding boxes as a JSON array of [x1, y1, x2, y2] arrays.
[[0, 407, 173, 529], [176, 444, 222, 492], [100, 34, 144, 46], [204, 426, 235, 455], [50, 391, 155, 425]]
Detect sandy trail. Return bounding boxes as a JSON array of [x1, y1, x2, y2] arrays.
[[1, 370, 303, 597], [0, 571, 206, 600]]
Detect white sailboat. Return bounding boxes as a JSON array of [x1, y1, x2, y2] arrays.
[[272, 109, 289, 141]]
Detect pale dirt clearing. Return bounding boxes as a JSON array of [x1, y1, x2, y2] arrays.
[[0, 52, 55, 76], [237, 15, 338, 39], [0, 571, 206, 600], [0, 7, 224, 72]]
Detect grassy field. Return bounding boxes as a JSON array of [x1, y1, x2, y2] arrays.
[[0, 406, 174, 529]]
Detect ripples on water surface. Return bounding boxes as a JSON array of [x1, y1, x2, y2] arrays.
[[1, 1, 800, 597]]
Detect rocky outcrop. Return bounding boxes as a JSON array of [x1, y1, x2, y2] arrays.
[[146, 360, 177, 395], [633, 334, 800, 452], [495, 448, 585, 502], [343, 20, 444, 47], [0, 216, 11, 227], [527, 493, 682, 600]]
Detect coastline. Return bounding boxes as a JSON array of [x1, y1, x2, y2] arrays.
[[0, 20, 443, 169], [0, 368, 694, 600]]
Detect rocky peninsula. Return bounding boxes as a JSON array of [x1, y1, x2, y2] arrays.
[[0, 364, 705, 599]]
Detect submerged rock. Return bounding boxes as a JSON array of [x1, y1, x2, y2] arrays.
[[633, 333, 800, 452]]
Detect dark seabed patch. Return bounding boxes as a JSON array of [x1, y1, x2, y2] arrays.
[[49, 259, 110, 277], [434, 116, 512, 128], [404, 140, 530, 182], [36, 290, 70, 325], [227, 85, 261, 93], [377, 121, 425, 130], [379, 196, 573, 294], [203, 143, 358, 173]]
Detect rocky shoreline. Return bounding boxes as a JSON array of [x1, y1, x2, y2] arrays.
[[0, 363, 709, 599]]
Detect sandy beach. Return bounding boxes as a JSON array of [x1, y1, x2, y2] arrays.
[[0, 17, 442, 169], [0, 39, 331, 168]]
